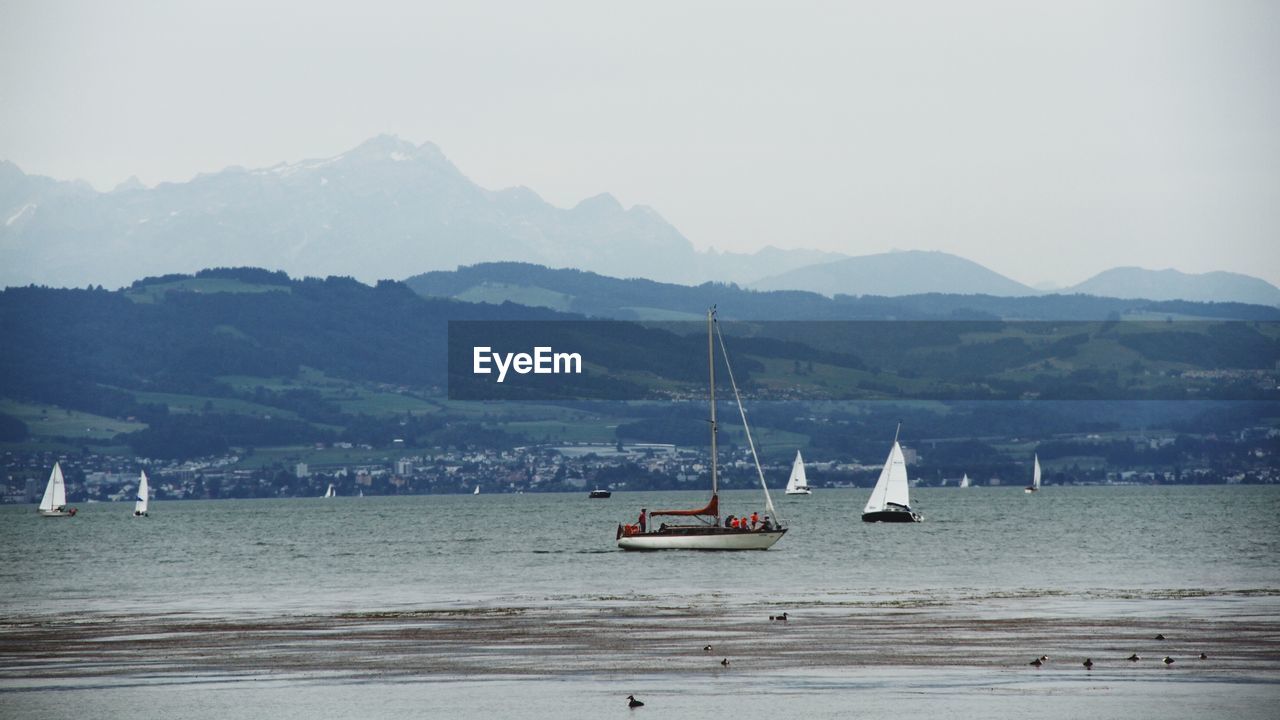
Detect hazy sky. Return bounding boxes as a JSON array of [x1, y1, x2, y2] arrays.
[[2, 0, 1277, 286]]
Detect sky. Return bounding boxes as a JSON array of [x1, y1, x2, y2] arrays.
[[1, 0, 1278, 287]]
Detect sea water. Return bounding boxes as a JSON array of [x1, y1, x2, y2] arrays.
[[2, 486, 1278, 718]]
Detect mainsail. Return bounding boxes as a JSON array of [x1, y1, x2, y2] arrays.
[[785, 451, 809, 493], [134, 471, 150, 514], [651, 495, 719, 518], [39, 463, 67, 512], [1032, 454, 1042, 490], [863, 440, 911, 514]]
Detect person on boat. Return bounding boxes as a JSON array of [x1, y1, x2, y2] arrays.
[[761, 516, 772, 531], [638, 509, 647, 533], [724, 515, 736, 529], [750, 511, 759, 529]]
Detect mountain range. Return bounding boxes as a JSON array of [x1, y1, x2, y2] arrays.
[[0, 135, 836, 289], [2, 135, 1277, 306]]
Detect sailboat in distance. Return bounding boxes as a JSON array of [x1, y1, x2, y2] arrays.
[[37, 462, 76, 517], [959, 473, 970, 489], [323, 483, 336, 499], [861, 423, 922, 523], [784, 451, 812, 495], [473, 485, 480, 495], [1025, 454, 1041, 493], [133, 471, 150, 517], [616, 307, 786, 550]]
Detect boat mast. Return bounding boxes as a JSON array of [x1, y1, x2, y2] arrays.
[[708, 306, 719, 524], [713, 313, 781, 524]]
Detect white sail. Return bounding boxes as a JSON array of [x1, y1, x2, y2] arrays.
[[1033, 454, 1042, 490], [324, 483, 336, 498], [134, 471, 150, 514], [473, 485, 480, 495], [785, 451, 810, 494], [863, 441, 911, 514], [39, 463, 67, 512], [959, 473, 970, 488]]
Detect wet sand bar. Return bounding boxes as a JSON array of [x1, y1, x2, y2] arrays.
[[3, 600, 1278, 685]]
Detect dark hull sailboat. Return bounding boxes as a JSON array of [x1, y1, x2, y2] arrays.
[[861, 504, 922, 523], [860, 425, 923, 523]]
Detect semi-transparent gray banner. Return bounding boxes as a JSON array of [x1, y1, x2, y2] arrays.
[[447, 320, 1280, 401]]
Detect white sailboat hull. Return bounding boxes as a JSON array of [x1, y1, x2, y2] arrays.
[[618, 529, 786, 551], [38, 509, 75, 518], [784, 488, 812, 495]]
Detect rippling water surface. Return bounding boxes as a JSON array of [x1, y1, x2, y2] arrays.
[[3, 486, 1278, 617], [2, 486, 1278, 718]]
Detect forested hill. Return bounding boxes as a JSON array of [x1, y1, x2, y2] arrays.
[[2, 266, 1278, 462], [0, 268, 569, 422], [405, 262, 1280, 321]]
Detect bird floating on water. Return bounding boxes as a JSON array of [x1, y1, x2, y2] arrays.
[[628, 695, 645, 708], [703, 645, 713, 652], [1083, 658, 1094, 669], [769, 612, 789, 622], [1163, 656, 1175, 665], [721, 658, 730, 666], [1155, 633, 1166, 640], [1029, 658, 1043, 667], [1199, 653, 1208, 660], [1039, 655, 1049, 661], [1127, 654, 1141, 661]]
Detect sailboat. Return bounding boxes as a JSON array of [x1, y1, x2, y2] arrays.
[[861, 424, 922, 523], [323, 483, 336, 498], [959, 473, 970, 489], [1025, 454, 1041, 493], [37, 462, 76, 517], [617, 307, 786, 551], [784, 451, 812, 495], [133, 470, 150, 517], [473, 485, 480, 495]]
